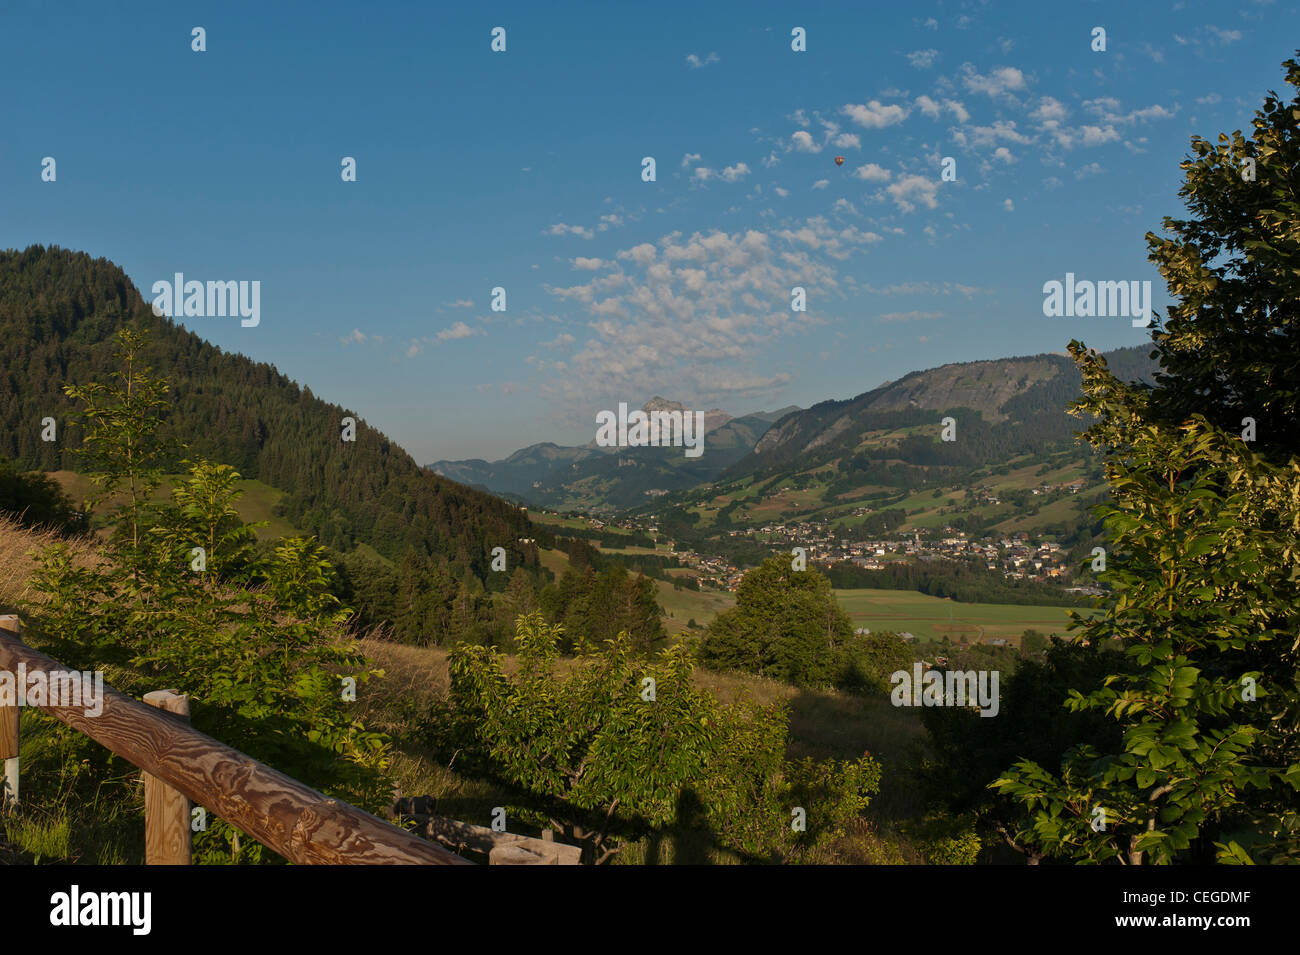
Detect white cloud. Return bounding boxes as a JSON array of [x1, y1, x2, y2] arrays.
[[544, 222, 595, 239], [841, 100, 909, 129], [833, 132, 861, 149], [992, 146, 1016, 163], [1029, 96, 1067, 123], [774, 218, 882, 256], [951, 120, 1032, 148], [340, 328, 369, 345], [1128, 104, 1176, 122], [961, 64, 1027, 97], [681, 152, 702, 168], [774, 186, 790, 197], [854, 163, 892, 182], [1084, 98, 1177, 124], [1079, 125, 1119, 146], [791, 130, 821, 152], [686, 51, 720, 68], [598, 213, 624, 230], [944, 99, 970, 123], [720, 162, 751, 182], [1075, 162, 1104, 179], [618, 243, 657, 265], [1206, 26, 1242, 44], [572, 257, 606, 270], [1002, 198, 1014, 211], [812, 178, 830, 190], [886, 175, 939, 212], [907, 48, 939, 68], [437, 321, 480, 342], [916, 95, 942, 118], [540, 224, 880, 408]]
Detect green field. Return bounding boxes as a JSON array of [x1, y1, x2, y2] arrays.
[[48, 470, 303, 541], [833, 587, 1083, 646], [529, 511, 607, 531], [231, 479, 303, 539], [537, 547, 571, 579], [600, 545, 670, 557], [655, 578, 736, 635]]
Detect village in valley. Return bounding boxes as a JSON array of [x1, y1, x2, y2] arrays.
[[546, 507, 1101, 596]]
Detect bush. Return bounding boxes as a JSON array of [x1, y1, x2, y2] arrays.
[[427, 613, 881, 863]]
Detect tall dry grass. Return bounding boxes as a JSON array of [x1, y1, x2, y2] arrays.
[[0, 514, 100, 610]]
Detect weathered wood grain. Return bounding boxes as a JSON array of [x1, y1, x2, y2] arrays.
[[0, 629, 470, 865], [391, 802, 582, 865], [489, 843, 556, 865], [143, 689, 192, 865], [0, 615, 20, 806]]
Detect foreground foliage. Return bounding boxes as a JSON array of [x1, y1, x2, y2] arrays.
[[428, 612, 881, 863], [994, 57, 1300, 864], [17, 329, 390, 863]]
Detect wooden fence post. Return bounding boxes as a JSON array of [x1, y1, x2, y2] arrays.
[[0, 635, 469, 864], [143, 689, 192, 864], [0, 615, 21, 808]]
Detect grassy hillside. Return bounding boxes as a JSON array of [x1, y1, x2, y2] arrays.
[[46, 470, 304, 541]]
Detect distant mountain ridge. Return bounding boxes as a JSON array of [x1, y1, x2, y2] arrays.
[[736, 347, 1157, 476], [433, 347, 1156, 514], [430, 402, 800, 511]]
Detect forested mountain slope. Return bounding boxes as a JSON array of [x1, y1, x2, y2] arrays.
[[0, 245, 534, 579]]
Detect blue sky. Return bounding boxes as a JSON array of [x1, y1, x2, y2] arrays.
[[2, 0, 1295, 461]]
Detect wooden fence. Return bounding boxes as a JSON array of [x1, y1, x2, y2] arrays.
[[0, 614, 575, 865]]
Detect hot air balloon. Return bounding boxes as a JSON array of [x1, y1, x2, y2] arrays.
[[834, 156, 845, 167]]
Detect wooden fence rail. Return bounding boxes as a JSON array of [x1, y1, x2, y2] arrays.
[[0, 615, 470, 865], [392, 798, 583, 865]]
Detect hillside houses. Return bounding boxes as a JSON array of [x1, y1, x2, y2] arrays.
[[582, 508, 1079, 594]]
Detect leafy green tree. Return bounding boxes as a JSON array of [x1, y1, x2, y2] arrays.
[[701, 557, 853, 688], [501, 566, 537, 618], [150, 461, 260, 580], [1145, 56, 1300, 461], [63, 327, 174, 561], [25, 345, 390, 864], [920, 640, 1128, 862], [994, 56, 1300, 866], [836, 629, 912, 693], [430, 613, 879, 863], [1020, 629, 1049, 658], [0, 459, 87, 533], [992, 360, 1300, 863]]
